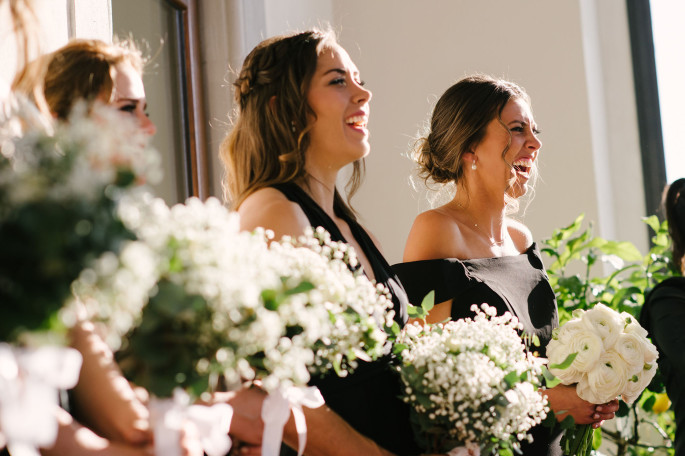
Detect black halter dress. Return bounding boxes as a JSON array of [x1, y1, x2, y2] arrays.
[[393, 243, 562, 456], [273, 183, 420, 456]]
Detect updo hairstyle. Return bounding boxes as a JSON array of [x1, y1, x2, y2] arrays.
[[415, 75, 530, 186]]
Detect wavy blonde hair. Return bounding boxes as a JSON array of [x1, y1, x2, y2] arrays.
[[220, 28, 364, 221]]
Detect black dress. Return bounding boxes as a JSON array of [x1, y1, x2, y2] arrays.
[[640, 276, 685, 456], [273, 183, 420, 456], [393, 243, 562, 456]]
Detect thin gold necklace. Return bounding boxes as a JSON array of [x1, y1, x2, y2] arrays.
[[452, 205, 506, 246]]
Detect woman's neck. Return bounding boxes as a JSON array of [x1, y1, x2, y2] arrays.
[[302, 169, 337, 216], [450, 185, 508, 243]]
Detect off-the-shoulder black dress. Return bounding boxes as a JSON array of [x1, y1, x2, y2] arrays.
[[393, 243, 562, 456], [273, 183, 420, 456]]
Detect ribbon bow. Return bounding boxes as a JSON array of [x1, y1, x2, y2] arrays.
[[0, 343, 83, 456], [261, 385, 325, 456], [149, 389, 233, 456]]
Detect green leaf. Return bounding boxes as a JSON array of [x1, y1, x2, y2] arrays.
[[407, 305, 425, 319], [503, 371, 519, 388], [549, 352, 578, 370], [599, 241, 643, 262], [643, 215, 661, 234], [642, 394, 656, 412], [283, 281, 315, 296], [420, 290, 435, 313]]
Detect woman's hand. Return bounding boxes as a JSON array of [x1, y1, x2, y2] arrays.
[[213, 386, 266, 446], [543, 384, 619, 428]]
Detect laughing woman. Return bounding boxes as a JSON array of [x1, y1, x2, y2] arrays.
[[393, 75, 618, 455], [220, 29, 421, 455]]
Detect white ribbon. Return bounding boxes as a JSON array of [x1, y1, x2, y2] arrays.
[[260, 385, 325, 456], [149, 389, 233, 456], [0, 343, 83, 456], [447, 442, 481, 456]]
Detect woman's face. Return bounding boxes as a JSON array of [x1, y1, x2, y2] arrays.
[[470, 97, 541, 199], [305, 44, 372, 172], [109, 62, 156, 136]]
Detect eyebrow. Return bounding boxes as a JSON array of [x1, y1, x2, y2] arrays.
[[114, 98, 141, 103], [323, 68, 360, 78]]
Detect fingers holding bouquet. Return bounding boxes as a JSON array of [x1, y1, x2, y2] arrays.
[[543, 385, 619, 428]]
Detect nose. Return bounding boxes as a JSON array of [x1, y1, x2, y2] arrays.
[[138, 112, 157, 136], [353, 83, 372, 104], [528, 131, 541, 153]]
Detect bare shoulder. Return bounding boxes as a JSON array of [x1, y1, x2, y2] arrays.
[[238, 187, 310, 239], [506, 217, 534, 252], [403, 208, 464, 262]]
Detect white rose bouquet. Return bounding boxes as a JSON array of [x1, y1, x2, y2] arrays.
[[395, 304, 548, 455], [547, 303, 659, 455]]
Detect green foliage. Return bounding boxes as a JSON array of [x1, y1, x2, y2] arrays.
[[541, 214, 675, 455], [407, 290, 435, 321]]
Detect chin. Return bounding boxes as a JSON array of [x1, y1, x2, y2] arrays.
[[507, 183, 528, 199]]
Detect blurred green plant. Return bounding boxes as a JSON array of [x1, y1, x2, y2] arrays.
[[541, 214, 676, 455]]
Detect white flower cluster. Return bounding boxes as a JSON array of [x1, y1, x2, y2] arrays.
[[547, 303, 658, 404], [396, 304, 548, 453], [0, 101, 160, 205], [69, 194, 393, 393]]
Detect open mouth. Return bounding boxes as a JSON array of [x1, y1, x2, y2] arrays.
[[345, 115, 368, 130], [512, 159, 533, 178]]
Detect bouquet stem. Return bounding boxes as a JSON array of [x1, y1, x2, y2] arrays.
[[561, 424, 594, 456]]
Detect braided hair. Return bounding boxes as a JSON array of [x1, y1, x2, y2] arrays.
[[221, 28, 364, 221]]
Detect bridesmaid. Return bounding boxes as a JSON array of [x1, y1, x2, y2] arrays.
[[8, 38, 198, 456], [220, 29, 421, 456], [393, 75, 619, 455]]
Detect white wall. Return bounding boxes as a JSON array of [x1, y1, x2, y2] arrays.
[[0, 0, 110, 89]]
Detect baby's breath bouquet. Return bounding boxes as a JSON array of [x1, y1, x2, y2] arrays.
[[0, 100, 159, 343], [0, 99, 159, 455], [395, 304, 548, 455], [546, 303, 658, 456], [70, 195, 394, 397]]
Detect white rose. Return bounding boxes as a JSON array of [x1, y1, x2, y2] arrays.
[[547, 338, 583, 384], [621, 312, 648, 338], [581, 303, 623, 349], [614, 333, 647, 377], [564, 326, 603, 374], [576, 350, 627, 404], [622, 362, 657, 404]]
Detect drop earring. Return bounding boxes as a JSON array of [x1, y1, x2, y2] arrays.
[[471, 158, 477, 170]]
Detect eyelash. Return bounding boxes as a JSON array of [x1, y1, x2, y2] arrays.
[[119, 104, 136, 113], [330, 78, 366, 87], [510, 126, 541, 135]]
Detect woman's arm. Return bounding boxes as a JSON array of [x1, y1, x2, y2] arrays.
[[69, 321, 150, 445]]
